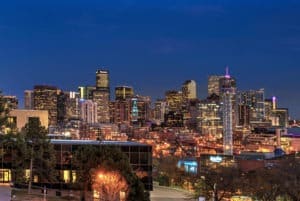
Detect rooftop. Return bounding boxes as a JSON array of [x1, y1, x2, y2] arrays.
[[50, 139, 149, 147]]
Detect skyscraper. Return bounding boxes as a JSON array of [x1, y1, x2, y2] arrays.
[[236, 89, 265, 127], [165, 90, 183, 112], [208, 75, 236, 97], [96, 70, 110, 91], [33, 85, 60, 126], [221, 68, 235, 155], [78, 86, 96, 100], [182, 80, 197, 100], [80, 99, 98, 124], [115, 86, 134, 101], [24, 90, 34, 110], [154, 99, 167, 123], [130, 95, 151, 125], [93, 69, 110, 123]]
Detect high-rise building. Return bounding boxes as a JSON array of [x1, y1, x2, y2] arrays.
[[80, 99, 98, 124], [165, 90, 183, 112], [198, 98, 222, 137], [78, 86, 96, 100], [236, 89, 265, 127], [58, 91, 80, 124], [208, 75, 236, 97], [110, 100, 131, 124], [154, 99, 167, 123], [130, 95, 151, 125], [265, 96, 289, 128], [208, 76, 223, 96], [93, 69, 110, 123], [96, 70, 110, 91], [182, 80, 197, 100], [221, 68, 235, 155], [24, 90, 34, 109], [33, 85, 60, 126], [115, 86, 134, 101]]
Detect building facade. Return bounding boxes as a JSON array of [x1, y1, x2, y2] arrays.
[[80, 99, 98, 124], [115, 86, 134, 101], [93, 70, 110, 123], [182, 80, 197, 100], [78, 86, 96, 100], [33, 85, 60, 126], [24, 90, 34, 110], [9, 109, 49, 130], [236, 89, 265, 128]]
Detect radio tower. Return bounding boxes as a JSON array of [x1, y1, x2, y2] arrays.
[[222, 66, 235, 155]]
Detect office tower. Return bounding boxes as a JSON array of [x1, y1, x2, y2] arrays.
[[237, 104, 250, 127], [93, 70, 110, 123], [78, 86, 96, 100], [154, 99, 167, 123], [24, 90, 34, 109], [115, 86, 134, 101], [58, 91, 80, 124], [208, 75, 236, 97], [265, 96, 289, 128], [264, 98, 274, 122], [198, 96, 222, 137], [131, 95, 151, 125], [96, 70, 110, 90], [110, 100, 131, 124], [80, 100, 98, 124], [165, 90, 183, 112], [208, 76, 223, 96], [182, 80, 197, 100], [221, 68, 235, 155], [33, 85, 60, 126], [236, 89, 265, 127]]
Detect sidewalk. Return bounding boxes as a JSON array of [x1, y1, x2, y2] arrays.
[[0, 183, 11, 201]]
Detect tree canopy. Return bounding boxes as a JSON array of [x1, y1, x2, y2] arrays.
[[73, 145, 149, 201]]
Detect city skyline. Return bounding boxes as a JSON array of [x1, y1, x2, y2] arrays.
[[1, 0, 300, 118]]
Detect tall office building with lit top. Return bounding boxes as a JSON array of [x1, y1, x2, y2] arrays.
[[93, 70, 110, 123], [182, 80, 197, 100], [33, 85, 60, 126], [115, 86, 134, 101], [221, 68, 236, 155]]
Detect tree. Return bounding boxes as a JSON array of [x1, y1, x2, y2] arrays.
[[73, 145, 149, 201], [275, 156, 300, 201], [22, 117, 57, 193], [156, 156, 182, 186], [0, 91, 8, 132], [240, 168, 282, 201], [193, 166, 242, 201]]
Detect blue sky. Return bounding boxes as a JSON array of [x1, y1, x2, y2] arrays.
[[1, 0, 300, 118]]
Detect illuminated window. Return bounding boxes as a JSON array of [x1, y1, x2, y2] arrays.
[[0, 169, 11, 182], [72, 171, 77, 183], [33, 175, 38, 183], [63, 170, 70, 183], [25, 169, 30, 180]]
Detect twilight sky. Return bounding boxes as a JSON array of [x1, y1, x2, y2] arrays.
[[1, 0, 300, 118]]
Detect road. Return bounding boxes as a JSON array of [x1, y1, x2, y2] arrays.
[[150, 185, 193, 201], [0, 183, 11, 201]]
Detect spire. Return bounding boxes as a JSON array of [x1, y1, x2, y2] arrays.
[[225, 65, 230, 78]]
